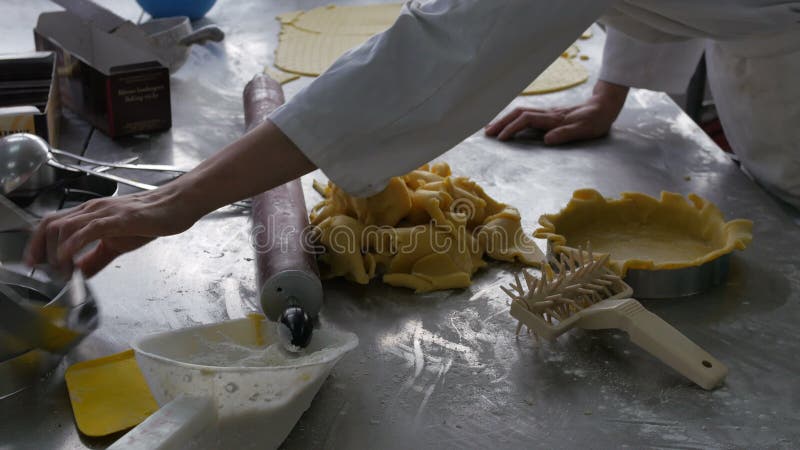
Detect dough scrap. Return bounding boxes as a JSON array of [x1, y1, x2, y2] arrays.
[[563, 44, 579, 59], [522, 56, 589, 95], [311, 163, 544, 293], [534, 189, 753, 276]]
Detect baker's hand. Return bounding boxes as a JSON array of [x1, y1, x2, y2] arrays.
[[485, 80, 629, 145], [24, 187, 203, 277], [23, 121, 316, 277]]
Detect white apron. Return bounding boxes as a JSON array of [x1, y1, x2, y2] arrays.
[[705, 30, 800, 208]]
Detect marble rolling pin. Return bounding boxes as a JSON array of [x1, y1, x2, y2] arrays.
[[244, 74, 323, 350]]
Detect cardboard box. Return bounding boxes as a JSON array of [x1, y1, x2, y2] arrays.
[[0, 52, 61, 146], [34, 10, 171, 138]]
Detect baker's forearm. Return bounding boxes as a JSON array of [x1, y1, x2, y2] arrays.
[[173, 120, 316, 216]]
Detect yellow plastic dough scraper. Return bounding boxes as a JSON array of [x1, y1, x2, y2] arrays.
[[65, 349, 159, 437], [504, 248, 728, 390]]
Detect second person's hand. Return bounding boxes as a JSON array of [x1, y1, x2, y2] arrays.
[[485, 80, 629, 145]]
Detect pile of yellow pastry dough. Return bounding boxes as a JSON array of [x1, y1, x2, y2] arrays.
[[310, 163, 544, 292], [271, 3, 591, 95]]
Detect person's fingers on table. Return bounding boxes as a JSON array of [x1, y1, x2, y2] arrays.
[[25, 209, 72, 267], [562, 105, 600, 123], [495, 111, 564, 141], [25, 217, 52, 267], [45, 216, 66, 270], [58, 216, 122, 267], [485, 107, 545, 136], [550, 106, 575, 115], [24, 199, 101, 266], [544, 122, 593, 145], [41, 209, 106, 270]]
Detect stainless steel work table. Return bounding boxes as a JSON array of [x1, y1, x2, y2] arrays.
[[2, 1, 799, 448]]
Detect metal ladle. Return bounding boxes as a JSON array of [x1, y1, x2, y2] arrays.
[[0, 133, 58, 196]]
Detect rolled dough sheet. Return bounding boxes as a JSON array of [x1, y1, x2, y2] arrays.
[[522, 57, 589, 95], [264, 66, 300, 84], [275, 25, 370, 76], [274, 4, 588, 94], [289, 3, 402, 35], [277, 9, 304, 24]]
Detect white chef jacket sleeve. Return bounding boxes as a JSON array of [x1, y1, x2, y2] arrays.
[[269, 0, 613, 197], [599, 26, 705, 94]]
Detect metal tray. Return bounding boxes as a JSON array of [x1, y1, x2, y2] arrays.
[[624, 254, 730, 299]]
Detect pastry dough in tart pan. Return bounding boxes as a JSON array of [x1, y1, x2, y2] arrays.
[[535, 189, 752, 279]]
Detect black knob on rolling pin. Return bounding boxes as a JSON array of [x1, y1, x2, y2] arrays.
[[278, 305, 313, 352]]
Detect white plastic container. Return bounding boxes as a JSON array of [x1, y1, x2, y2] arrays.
[[112, 317, 357, 450]]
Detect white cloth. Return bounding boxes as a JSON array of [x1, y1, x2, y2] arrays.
[[270, 0, 800, 198]]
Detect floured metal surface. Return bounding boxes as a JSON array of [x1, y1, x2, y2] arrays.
[[1, 0, 799, 448]]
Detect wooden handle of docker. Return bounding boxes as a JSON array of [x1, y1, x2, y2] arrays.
[[243, 75, 323, 321]]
